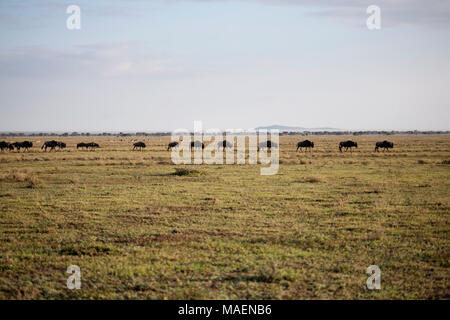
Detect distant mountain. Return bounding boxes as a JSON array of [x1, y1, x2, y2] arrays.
[[254, 125, 339, 131]]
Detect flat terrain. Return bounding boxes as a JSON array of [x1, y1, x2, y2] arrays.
[[0, 135, 449, 299]]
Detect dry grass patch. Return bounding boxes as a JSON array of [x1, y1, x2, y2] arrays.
[[171, 168, 204, 176], [303, 175, 327, 183], [0, 170, 43, 187], [26, 175, 43, 188]]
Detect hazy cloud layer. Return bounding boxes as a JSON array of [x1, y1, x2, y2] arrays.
[[182, 0, 450, 27], [0, 44, 180, 78]]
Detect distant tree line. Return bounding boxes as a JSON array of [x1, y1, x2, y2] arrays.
[[0, 130, 448, 138], [279, 130, 450, 136]]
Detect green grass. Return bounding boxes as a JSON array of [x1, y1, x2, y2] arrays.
[[0, 135, 449, 299]]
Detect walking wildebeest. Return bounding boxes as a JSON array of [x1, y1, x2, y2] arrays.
[[218, 140, 233, 151], [0, 141, 11, 151], [296, 140, 314, 152], [57, 142, 66, 150], [86, 142, 100, 150], [41, 140, 58, 151], [339, 140, 358, 152], [167, 142, 179, 151], [13, 141, 33, 152], [258, 141, 278, 151], [77, 142, 88, 150], [133, 142, 146, 151], [190, 141, 205, 149], [375, 140, 394, 152]]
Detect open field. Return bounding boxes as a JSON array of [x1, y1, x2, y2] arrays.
[[0, 135, 449, 299]]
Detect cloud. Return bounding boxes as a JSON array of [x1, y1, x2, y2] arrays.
[[177, 0, 450, 27], [0, 43, 182, 79], [0, 13, 22, 28]]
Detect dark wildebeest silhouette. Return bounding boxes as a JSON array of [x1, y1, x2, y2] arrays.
[[42, 140, 58, 151], [86, 142, 100, 150], [296, 140, 314, 152], [23, 141, 32, 151], [167, 142, 179, 151], [0, 141, 11, 151], [13, 141, 33, 152], [133, 142, 146, 151], [375, 140, 394, 152], [339, 140, 358, 152], [77, 142, 88, 150], [258, 141, 278, 151], [218, 140, 233, 151], [190, 141, 205, 149], [57, 142, 66, 150]]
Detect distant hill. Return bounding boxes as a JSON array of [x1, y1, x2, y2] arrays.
[[254, 125, 339, 131]]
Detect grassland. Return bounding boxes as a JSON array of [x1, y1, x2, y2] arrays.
[[0, 135, 449, 299]]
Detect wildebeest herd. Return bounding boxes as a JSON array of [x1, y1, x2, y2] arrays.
[[0, 141, 33, 152], [0, 139, 395, 153], [76, 142, 100, 150]]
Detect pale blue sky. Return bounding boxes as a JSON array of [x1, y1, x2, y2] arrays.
[[0, 0, 449, 131]]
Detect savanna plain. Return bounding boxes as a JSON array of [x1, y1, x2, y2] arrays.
[[0, 135, 448, 299]]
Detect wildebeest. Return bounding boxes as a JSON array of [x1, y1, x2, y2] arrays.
[[77, 142, 87, 150], [86, 142, 100, 150], [296, 140, 314, 152], [0, 141, 12, 151], [41, 140, 58, 151], [218, 140, 233, 150], [258, 141, 278, 151], [133, 142, 146, 151], [190, 141, 205, 149], [57, 142, 66, 150], [13, 141, 33, 152], [375, 140, 394, 152], [339, 140, 358, 152], [167, 142, 179, 151]]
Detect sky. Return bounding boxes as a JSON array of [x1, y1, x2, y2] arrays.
[[0, 0, 449, 132]]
